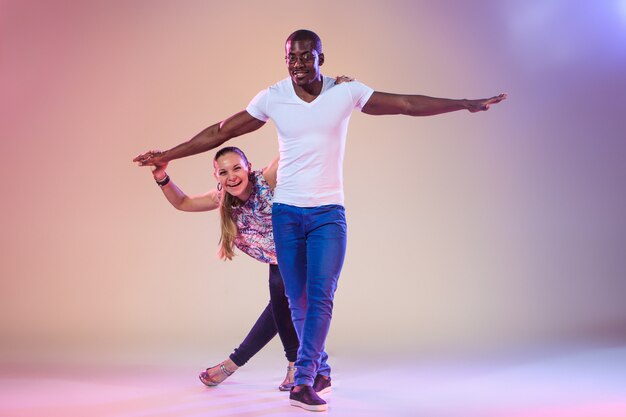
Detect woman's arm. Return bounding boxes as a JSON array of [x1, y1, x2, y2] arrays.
[[152, 161, 220, 212], [261, 155, 280, 191]]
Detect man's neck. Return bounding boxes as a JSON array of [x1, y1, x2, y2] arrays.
[[292, 76, 323, 102]]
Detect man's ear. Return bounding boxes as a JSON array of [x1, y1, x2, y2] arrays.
[[318, 53, 325, 66]]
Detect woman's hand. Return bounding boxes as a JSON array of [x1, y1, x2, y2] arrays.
[[149, 151, 168, 180], [335, 75, 355, 84]]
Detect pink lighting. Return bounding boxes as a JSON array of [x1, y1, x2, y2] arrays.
[[1, 1, 625, 416]]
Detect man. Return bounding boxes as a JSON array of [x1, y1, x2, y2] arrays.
[[134, 29, 506, 412]]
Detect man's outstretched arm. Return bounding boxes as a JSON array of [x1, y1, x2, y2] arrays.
[[362, 92, 507, 116], [133, 110, 265, 166]]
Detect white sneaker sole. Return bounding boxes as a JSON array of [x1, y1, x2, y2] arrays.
[[290, 399, 328, 412], [316, 386, 332, 395]]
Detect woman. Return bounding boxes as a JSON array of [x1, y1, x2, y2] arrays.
[[151, 146, 297, 390]]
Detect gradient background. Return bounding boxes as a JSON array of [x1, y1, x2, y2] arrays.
[[1, 0, 625, 366]]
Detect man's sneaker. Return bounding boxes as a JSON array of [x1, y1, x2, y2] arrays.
[[289, 385, 328, 412], [313, 374, 332, 395]]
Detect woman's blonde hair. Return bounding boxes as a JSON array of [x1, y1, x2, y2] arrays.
[[214, 147, 251, 261]]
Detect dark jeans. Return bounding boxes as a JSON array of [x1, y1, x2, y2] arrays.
[[229, 264, 299, 366]]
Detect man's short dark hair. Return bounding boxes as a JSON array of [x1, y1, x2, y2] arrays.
[[286, 29, 322, 53]]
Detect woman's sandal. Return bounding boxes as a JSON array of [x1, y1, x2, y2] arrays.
[[278, 365, 296, 391], [199, 362, 235, 387]]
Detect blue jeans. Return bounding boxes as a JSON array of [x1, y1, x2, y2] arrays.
[[272, 203, 347, 386], [229, 264, 299, 366]]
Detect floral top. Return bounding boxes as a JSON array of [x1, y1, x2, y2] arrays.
[[231, 170, 277, 264]]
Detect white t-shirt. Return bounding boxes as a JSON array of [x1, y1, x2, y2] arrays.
[[246, 76, 374, 207]]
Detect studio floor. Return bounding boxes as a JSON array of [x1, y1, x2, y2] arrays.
[[2, 346, 626, 417]]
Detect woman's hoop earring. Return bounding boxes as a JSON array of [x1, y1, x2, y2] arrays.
[[217, 183, 222, 191]]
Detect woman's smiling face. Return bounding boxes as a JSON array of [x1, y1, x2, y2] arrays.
[[214, 151, 252, 201]]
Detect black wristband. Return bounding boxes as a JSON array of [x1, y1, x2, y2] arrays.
[[156, 174, 170, 187]]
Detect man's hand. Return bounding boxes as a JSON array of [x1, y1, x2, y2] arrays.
[[466, 93, 507, 113], [133, 149, 166, 166]]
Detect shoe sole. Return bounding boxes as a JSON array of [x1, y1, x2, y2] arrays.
[[290, 399, 328, 412], [316, 386, 332, 395]]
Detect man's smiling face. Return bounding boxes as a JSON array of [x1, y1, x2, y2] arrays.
[[285, 39, 324, 87]]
